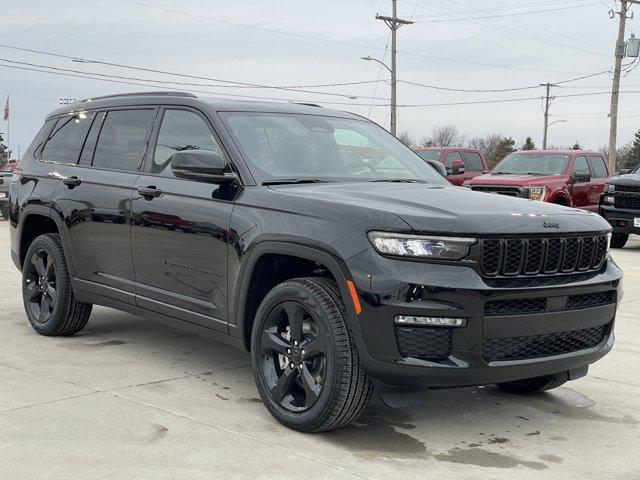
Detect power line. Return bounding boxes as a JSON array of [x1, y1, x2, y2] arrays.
[[408, 0, 600, 17]]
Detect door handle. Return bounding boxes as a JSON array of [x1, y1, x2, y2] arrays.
[[138, 186, 162, 199], [62, 176, 82, 188]]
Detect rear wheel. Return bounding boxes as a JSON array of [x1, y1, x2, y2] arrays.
[[251, 277, 372, 432], [22, 233, 92, 336], [496, 374, 567, 394], [610, 233, 628, 249]]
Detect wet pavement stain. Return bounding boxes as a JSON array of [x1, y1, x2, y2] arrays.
[[60, 339, 128, 350], [526, 430, 541, 436], [215, 394, 229, 401], [488, 437, 510, 445], [238, 397, 263, 404], [147, 424, 168, 443], [325, 414, 427, 458], [538, 454, 564, 464], [550, 436, 569, 442], [434, 447, 548, 470]]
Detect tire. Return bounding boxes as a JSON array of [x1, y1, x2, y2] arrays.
[[251, 277, 373, 432], [496, 374, 567, 394], [610, 233, 628, 249], [0, 204, 8, 220], [22, 233, 92, 336]]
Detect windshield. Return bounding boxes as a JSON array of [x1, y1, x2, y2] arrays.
[[493, 153, 570, 175], [221, 112, 448, 185], [417, 150, 442, 161], [634, 165, 640, 174]]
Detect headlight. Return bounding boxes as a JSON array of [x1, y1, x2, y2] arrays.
[[606, 184, 616, 193], [368, 232, 476, 260], [527, 186, 547, 201], [604, 195, 615, 204]]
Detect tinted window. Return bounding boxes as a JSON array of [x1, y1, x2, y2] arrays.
[[152, 110, 223, 177], [417, 150, 442, 161], [41, 113, 94, 164], [79, 112, 106, 166], [444, 151, 462, 169], [494, 153, 570, 175], [588, 155, 608, 178], [462, 151, 484, 171], [93, 109, 155, 172], [573, 156, 591, 177], [29, 118, 57, 159]]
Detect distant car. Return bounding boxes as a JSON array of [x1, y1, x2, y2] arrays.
[[600, 164, 640, 248], [0, 164, 13, 219], [413, 147, 488, 186], [465, 150, 611, 212]]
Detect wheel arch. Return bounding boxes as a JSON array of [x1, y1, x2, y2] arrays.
[[231, 241, 362, 350]]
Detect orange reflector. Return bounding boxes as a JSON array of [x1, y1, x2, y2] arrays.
[[346, 280, 362, 315]]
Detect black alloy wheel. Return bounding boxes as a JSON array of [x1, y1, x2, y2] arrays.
[[24, 248, 58, 325], [259, 300, 327, 412]]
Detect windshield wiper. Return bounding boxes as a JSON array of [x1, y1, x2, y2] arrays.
[[262, 178, 331, 186], [371, 178, 430, 183], [523, 172, 546, 175]]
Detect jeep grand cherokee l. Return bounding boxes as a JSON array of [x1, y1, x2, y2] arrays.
[[465, 150, 611, 210], [9, 92, 622, 432], [600, 164, 640, 248]]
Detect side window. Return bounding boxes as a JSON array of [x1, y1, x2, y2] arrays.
[[462, 151, 484, 171], [41, 113, 94, 164], [588, 156, 608, 178], [444, 151, 463, 169], [151, 109, 224, 177], [93, 109, 155, 172], [29, 118, 57, 159], [573, 156, 591, 179], [79, 112, 106, 166]]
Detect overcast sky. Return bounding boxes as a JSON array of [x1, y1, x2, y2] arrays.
[[1, 0, 639, 158]]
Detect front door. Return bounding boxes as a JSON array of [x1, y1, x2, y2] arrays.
[[52, 108, 157, 302], [131, 107, 235, 332], [587, 155, 609, 209], [444, 151, 466, 185], [570, 155, 592, 210]]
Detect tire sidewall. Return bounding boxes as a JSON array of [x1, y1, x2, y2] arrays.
[[251, 281, 344, 430], [22, 235, 71, 336]]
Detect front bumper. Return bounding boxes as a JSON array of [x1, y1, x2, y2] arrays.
[[600, 204, 640, 235], [347, 249, 622, 387]]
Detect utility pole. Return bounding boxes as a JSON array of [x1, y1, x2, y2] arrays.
[[540, 83, 558, 149], [608, 0, 639, 172], [376, 0, 413, 136]]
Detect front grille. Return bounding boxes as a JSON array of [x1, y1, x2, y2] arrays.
[[485, 291, 616, 316], [614, 195, 640, 210], [615, 184, 640, 193], [482, 324, 609, 362], [480, 234, 608, 277], [484, 298, 547, 316], [567, 291, 616, 309], [471, 186, 525, 197], [395, 326, 451, 360]]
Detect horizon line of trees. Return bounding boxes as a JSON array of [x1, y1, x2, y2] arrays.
[[397, 124, 640, 170]]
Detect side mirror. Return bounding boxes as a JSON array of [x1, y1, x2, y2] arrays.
[[451, 159, 466, 175], [618, 169, 631, 175], [572, 172, 591, 183], [170, 150, 237, 185]]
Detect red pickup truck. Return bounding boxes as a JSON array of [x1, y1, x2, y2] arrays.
[[464, 150, 611, 211], [413, 147, 489, 186]]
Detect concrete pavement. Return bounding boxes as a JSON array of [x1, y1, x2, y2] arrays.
[[1, 220, 639, 479]]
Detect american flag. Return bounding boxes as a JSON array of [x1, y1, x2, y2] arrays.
[[2, 96, 8, 122]]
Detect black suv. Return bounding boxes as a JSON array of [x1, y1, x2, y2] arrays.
[[600, 165, 640, 248], [9, 92, 622, 432]]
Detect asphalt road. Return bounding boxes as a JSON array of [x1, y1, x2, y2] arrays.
[[1, 219, 639, 480]]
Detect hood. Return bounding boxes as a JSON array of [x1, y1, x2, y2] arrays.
[[270, 182, 609, 235], [466, 173, 566, 186], [608, 173, 640, 186]]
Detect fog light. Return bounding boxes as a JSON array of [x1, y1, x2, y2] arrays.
[[394, 315, 466, 327]]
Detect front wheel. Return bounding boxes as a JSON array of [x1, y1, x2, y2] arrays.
[[251, 277, 372, 432], [610, 233, 628, 249]]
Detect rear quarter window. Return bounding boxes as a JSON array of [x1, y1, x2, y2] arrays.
[[588, 156, 608, 178], [41, 114, 94, 164], [462, 151, 484, 171]]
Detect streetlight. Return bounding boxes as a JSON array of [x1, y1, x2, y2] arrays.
[[361, 56, 397, 135], [548, 119, 568, 127]]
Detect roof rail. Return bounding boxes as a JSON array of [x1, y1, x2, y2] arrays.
[[79, 91, 197, 103], [290, 102, 323, 108]]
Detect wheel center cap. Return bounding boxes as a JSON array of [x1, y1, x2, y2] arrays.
[[291, 348, 303, 364]]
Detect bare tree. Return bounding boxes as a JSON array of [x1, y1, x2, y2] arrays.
[[396, 130, 415, 148], [466, 133, 502, 161], [430, 125, 460, 147], [418, 136, 434, 147]]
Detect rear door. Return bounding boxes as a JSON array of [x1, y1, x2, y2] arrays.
[[54, 107, 157, 303], [570, 155, 593, 210], [461, 150, 485, 181], [131, 107, 235, 332], [587, 155, 609, 208]]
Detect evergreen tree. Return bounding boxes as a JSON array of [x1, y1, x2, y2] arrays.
[[522, 137, 535, 150], [624, 129, 640, 170], [489, 137, 516, 167], [0, 133, 8, 167], [571, 142, 581, 150]]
